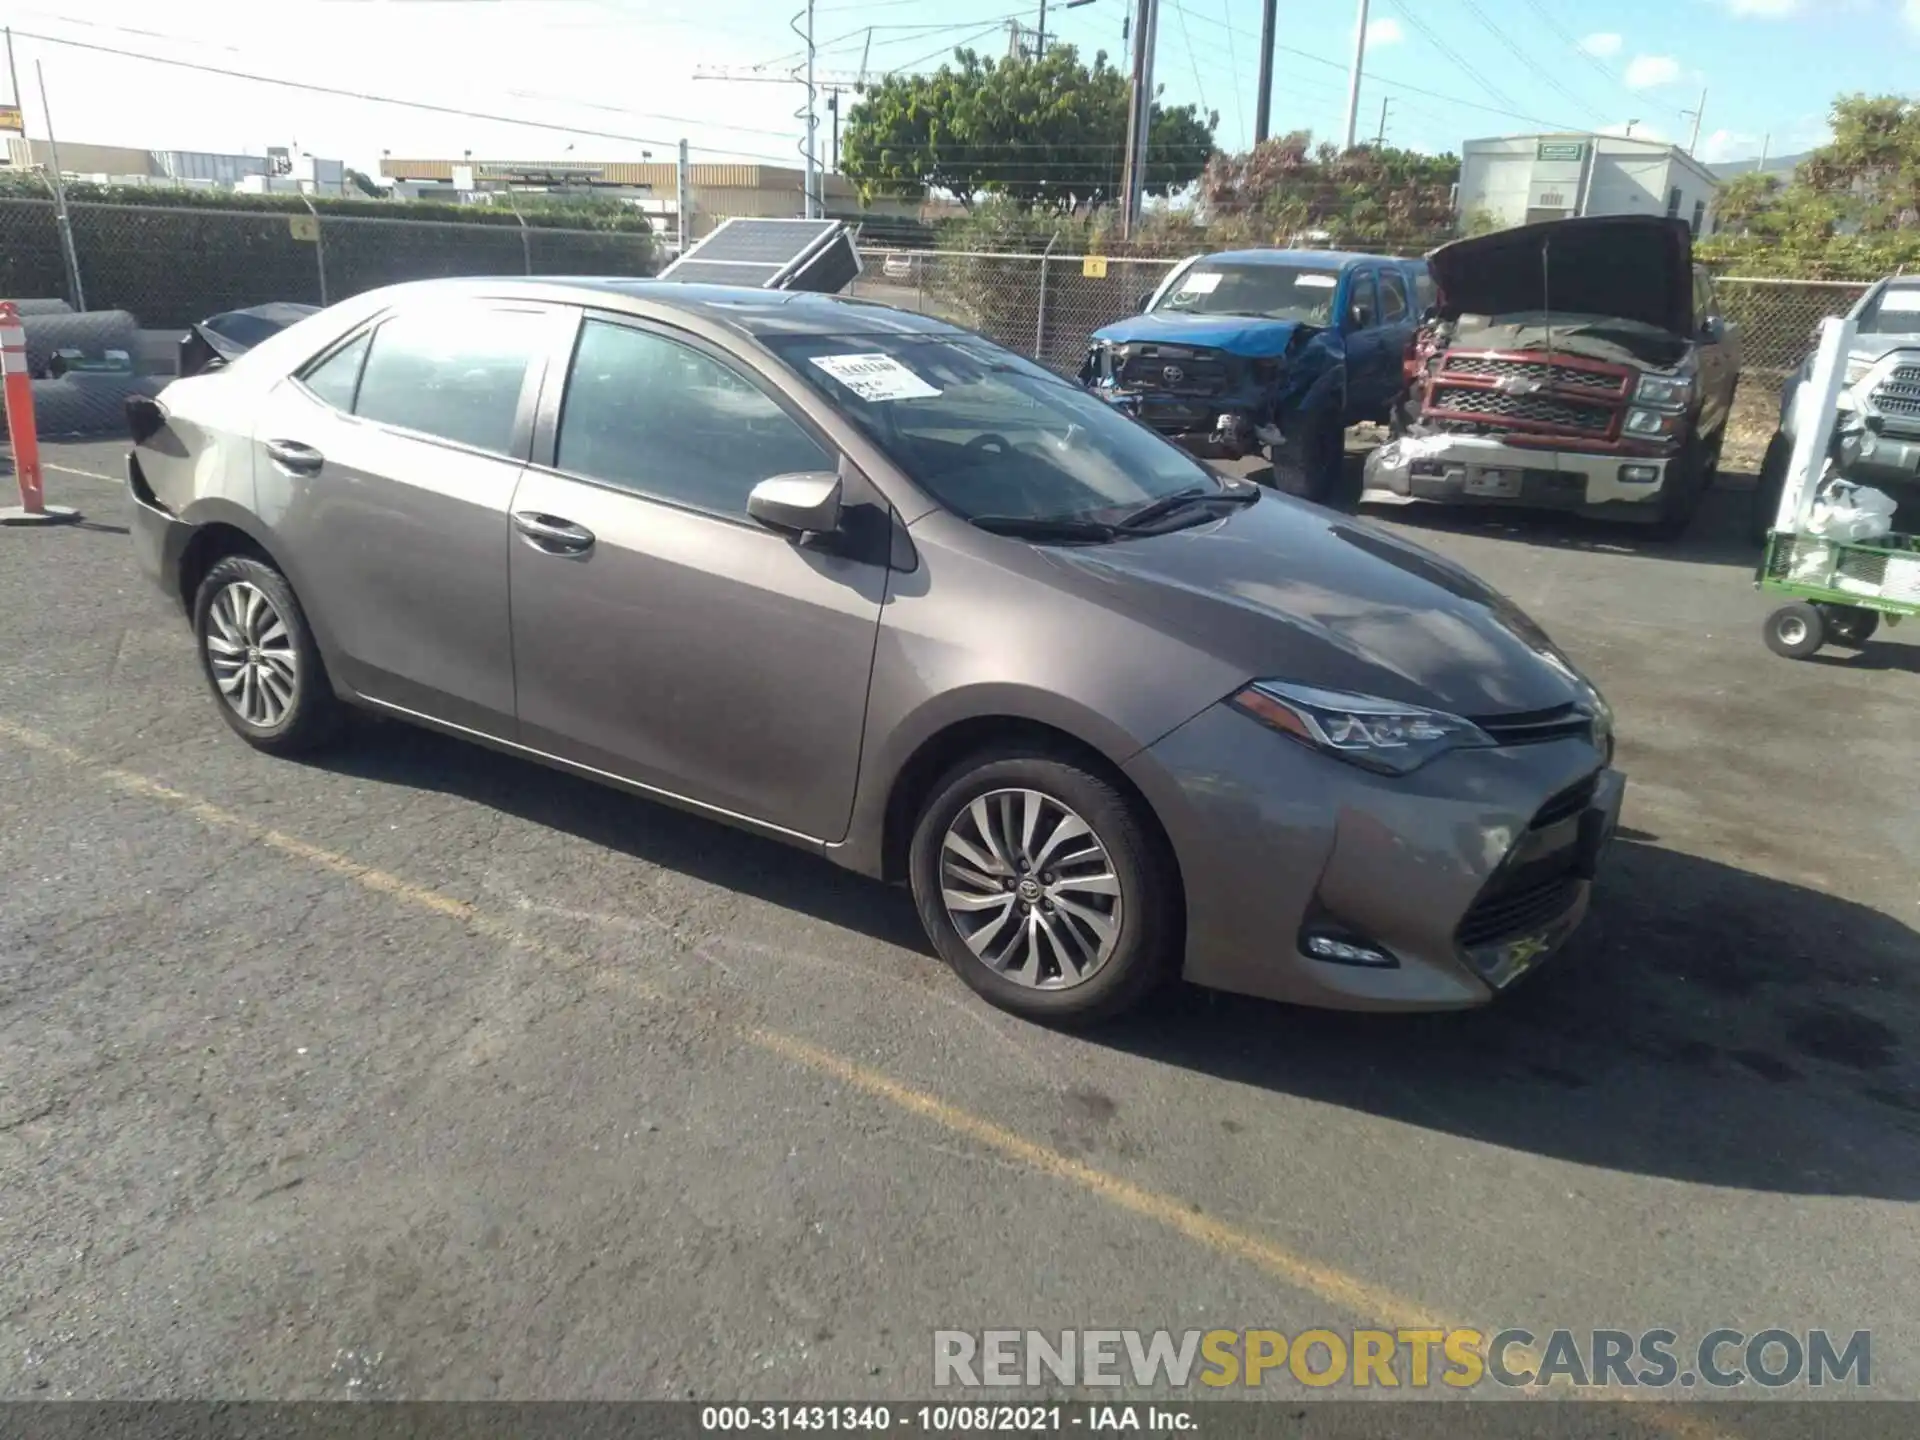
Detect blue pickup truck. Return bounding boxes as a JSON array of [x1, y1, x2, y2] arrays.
[[1078, 249, 1431, 504]]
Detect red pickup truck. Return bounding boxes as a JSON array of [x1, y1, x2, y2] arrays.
[[1364, 215, 1741, 538]]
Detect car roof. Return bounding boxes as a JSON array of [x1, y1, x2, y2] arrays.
[[1197, 249, 1419, 270], [361, 276, 971, 340]]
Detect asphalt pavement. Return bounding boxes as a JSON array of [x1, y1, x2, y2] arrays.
[[2, 444, 1917, 1407]]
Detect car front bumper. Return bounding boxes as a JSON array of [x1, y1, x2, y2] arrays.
[[1125, 702, 1623, 1011], [1093, 388, 1275, 459], [1363, 434, 1679, 519]]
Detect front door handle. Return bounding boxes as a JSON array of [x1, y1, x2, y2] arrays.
[[265, 438, 324, 475], [513, 511, 596, 554]]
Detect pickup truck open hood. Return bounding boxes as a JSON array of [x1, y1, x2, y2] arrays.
[[1090, 312, 1308, 360], [1426, 216, 1693, 337]]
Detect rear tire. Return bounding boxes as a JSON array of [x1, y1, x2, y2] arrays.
[[1763, 601, 1826, 660], [1293, 409, 1355, 510], [908, 751, 1179, 1025], [193, 554, 342, 754], [1825, 606, 1880, 647]]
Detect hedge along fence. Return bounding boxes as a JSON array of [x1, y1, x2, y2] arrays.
[[0, 193, 656, 329]]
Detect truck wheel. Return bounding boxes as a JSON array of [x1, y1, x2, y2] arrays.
[[1647, 435, 1707, 541], [1764, 602, 1827, 660], [1824, 606, 1880, 647], [1296, 411, 1356, 510], [1750, 431, 1791, 546]]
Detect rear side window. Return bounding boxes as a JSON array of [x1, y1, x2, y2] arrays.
[[1379, 268, 1410, 324], [299, 331, 371, 412], [352, 307, 547, 456], [555, 318, 832, 517]]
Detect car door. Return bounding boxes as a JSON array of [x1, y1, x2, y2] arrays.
[[506, 310, 890, 842], [1337, 267, 1386, 424], [1373, 265, 1418, 413], [249, 299, 559, 737]]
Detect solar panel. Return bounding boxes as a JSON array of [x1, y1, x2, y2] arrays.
[[658, 216, 863, 294]]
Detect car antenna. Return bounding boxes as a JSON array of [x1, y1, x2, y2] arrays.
[[1541, 234, 1555, 374]]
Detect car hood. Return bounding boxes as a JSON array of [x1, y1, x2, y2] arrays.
[[1046, 496, 1589, 718], [1091, 311, 1310, 360], [1427, 215, 1694, 337]]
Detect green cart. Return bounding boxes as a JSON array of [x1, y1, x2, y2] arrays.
[[1756, 313, 1918, 658], [1758, 530, 1918, 658]]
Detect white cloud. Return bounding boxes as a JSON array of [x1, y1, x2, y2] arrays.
[[1599, 121, 1672, 144], [1624, 54, 1683, 89], [1579, 32, 1624, 58], [1721, 0, 1805, 14], [1365, 17, 1404, 45], [1907, 0, 1920, 33], [1697, 129, 1759, 164]]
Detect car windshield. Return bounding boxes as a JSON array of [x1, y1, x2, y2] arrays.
[[1150, 262, 1342, 324], [765, 332, 1224, 526], [1857, 284, 1920, 335]]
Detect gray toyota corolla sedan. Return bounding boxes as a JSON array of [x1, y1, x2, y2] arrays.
[[126, 278, 1623, 1023]]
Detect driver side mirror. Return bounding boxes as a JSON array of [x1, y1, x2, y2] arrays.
[[1701, 315, 1725, 342], [747, 472, 843, 536]]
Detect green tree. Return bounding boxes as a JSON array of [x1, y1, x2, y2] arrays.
[[841, 44, 1215, 213], [1196, 134, 1459, 250]]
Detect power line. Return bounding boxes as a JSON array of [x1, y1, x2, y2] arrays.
[[1215, 0, 1247, 144], [1450, 0, 1605, 126], [1167, 0, 1211, 124], [1517, 0, 1686, 117], [1382, 0, 1521, 115]]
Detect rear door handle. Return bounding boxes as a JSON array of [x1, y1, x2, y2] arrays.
[[513, 511, 596, 554], [265, 439, 324, 475]]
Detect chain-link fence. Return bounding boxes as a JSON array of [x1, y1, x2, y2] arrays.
[[848, 249, 1181, 377], [849, 249, 1878, 388], [0, 195, 656, 330]]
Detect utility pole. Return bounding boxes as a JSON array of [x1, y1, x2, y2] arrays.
[[1684, 86, 1707, 156], [827, 91, 840, 172], [1375, 95, 1390, 147], [1254, 0, 1276, 145], [1757, 133, 1770, 172], [35, 61, 82, 309], [4, 28, 22, 140], [1119, 0, 1158, 239], [675, 137, 691, 253], [1342, 0, 1369, 151], [802, 0, 819, 219], [1037, 0, 1048, 55]]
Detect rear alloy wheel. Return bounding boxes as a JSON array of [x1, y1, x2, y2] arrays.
[[1763, 601, 1827, 660], [194, 554, 341, 754], [909, 754, 1177, 1024]]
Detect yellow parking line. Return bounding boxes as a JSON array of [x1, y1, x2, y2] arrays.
[[0, 715, 1732, 1429]]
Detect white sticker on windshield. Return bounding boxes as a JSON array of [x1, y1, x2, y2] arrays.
[[808, 352, 941, 401], [1178, 272, 1223, 294], [1294, 274, 1338, 289], [1880, 289, 1920, 314]]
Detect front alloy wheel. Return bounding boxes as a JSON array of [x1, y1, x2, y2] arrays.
[[205, 579, 299, 729], [938, 788, 1122, 990]]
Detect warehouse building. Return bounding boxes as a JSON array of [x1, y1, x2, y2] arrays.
[[1457, 133, 1721, 236]]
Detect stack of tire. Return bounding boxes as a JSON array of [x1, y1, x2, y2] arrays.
[[0, 299, 165, 441]]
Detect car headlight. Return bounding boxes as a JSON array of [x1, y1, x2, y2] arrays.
[[1624, 407, 1679, 437], [1634, 374, 1693, 409], [1231, 681, 1494, 776]]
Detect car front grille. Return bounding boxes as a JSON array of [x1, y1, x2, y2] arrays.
[[1439, 355, 1627, 395], [1457, 877, 1583, 949], [1114, 346, 1236, 397], [1532, 771, 1601, 828], [1475, 704, 1594, 750], [1871, 366, 1920, 420], [1428, 385, 1615, 433]]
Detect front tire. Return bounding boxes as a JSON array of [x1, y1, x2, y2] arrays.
[[1291, 408, 1355, 510], [1763, 601, 1827, 660], [1647, 433, 1708, 541], [1825, 606, 1881, 647], [193, 554, 342, 754], [908, 752, 1179, 1024]]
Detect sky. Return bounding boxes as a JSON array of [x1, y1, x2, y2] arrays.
[[0, 0, 1905, 181]]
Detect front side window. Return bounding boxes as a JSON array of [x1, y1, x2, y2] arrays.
[[352, 306, 547, 456], [1150, 261, 1343, 326], [1346, 271, 1380, 329], [1379, 269, 1410, 324], [556, 318, 832, 516], [767, 332, 1225, 524]]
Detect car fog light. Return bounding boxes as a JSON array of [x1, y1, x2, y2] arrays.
[[1618, 464, 1660, 484], [1301, 931, 1398, 967]]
